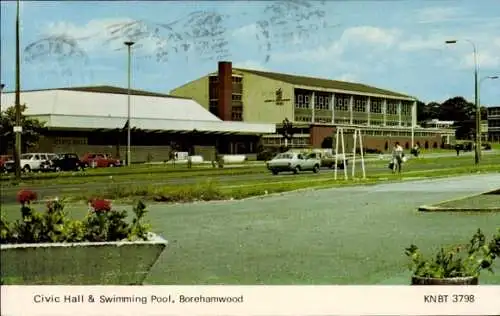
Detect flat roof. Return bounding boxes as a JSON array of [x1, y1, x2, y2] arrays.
[[232, 68, 415, 100], [0, 87, 275, 135]]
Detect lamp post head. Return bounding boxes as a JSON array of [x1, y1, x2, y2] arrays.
[[445, 40, 457, 44], [124, 41, 135, 47], [489, 76, 499, 80]]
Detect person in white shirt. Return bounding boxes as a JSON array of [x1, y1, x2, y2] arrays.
[[392, 142, 404, 173]]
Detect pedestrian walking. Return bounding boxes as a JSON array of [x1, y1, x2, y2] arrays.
[[391, 142, 404, 174]]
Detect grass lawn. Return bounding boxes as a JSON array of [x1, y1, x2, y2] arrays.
[[2, 154, 500, 188], [3, 174, 500, 285], [436, 189, 500, 209]]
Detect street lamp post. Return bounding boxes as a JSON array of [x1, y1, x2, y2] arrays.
[[14, 0, 22, 180], [124, 41, 135, 167], [445, 39, 481, 164]]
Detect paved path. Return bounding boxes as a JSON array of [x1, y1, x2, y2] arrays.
[[146, 173, 500, 285]]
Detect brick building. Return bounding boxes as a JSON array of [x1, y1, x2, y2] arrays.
[[170, 61, 454, 152], [488, 106, 500, 142]]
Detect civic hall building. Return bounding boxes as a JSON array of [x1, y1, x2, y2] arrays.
[[171, 61, 455, 152], [0, 86, 275, 162]]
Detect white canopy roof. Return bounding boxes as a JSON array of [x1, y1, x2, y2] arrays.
[[1, 88, 275, 134]]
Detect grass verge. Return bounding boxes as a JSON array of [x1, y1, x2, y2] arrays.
[[419, 188, 500, 212], [55, 164, 500, 203], [3, 154, 500, 188]]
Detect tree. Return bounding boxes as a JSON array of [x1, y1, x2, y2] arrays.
[[438, 97, 474, 122], [417, 101, 440, 123], [0, 105, 45, 154]]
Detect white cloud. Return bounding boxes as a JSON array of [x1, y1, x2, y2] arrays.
[[337, 73, 358, 82], [342, 26, 401, 47], [398, 36, 446, 52], [233, 60, 269, 71], [414, 7, 465, 24], [271, 26, 400, 63], [462, 50, 500, 69]]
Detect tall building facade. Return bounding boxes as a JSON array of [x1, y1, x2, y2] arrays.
[[487, 106, 500, 142], [170, 61, 454, 152]]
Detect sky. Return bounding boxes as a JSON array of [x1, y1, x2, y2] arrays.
[[1, 0, 499, 106]]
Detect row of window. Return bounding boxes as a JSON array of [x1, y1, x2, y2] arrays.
[[261, 137, 310, 146], [293, 116, 412, 126], [488, 108, 500, 116], [294, 94, 413, 115], [489, 119, 500, 127], [267, 130, 441, 139], [54, 137, 88, 145]]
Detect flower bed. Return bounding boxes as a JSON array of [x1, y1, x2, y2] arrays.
[[0, 190, 167, 285]]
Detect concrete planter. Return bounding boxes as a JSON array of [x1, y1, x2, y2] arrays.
[[411, 276, 478, 285], [0, 233, 167, 285]]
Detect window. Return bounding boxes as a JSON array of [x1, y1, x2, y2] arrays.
[[232, 111, 242, 121], [401, 102, 413, 116], [353, 97, 367, 112], [319, 96, 323, 107], [231, 76, 242, 83], [370, 98, 383, 113], [304, 95, 310, 108], [386, 101, 399, 115], [298, 95, 303, 106], [335, 96, 349, 111], [232, 94, 242, 101]]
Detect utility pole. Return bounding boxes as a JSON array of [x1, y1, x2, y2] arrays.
[[124, 41, 135, 166], [14, 0, 22, 179]]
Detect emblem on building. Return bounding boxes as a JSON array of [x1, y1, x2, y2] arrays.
[[265, 87, 291, 106]]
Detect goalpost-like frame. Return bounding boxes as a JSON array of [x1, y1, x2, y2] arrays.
[[334, 127, 366, 180]]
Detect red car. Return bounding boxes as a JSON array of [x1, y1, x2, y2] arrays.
[[80, 153, 121, 168], [0, 155, 13, 173]]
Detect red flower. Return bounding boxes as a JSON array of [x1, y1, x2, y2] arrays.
[[16, 189, 37, 204], [89, 199, 112, 212]]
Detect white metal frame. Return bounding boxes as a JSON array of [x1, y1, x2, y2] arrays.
[[334, 127, 348, 180], [334, 127, 366, 180]]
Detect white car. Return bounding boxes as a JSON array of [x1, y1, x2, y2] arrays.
[[266, 152, 321, 175], [4, 153, 58, 173]]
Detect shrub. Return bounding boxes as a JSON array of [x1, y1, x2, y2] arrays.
[[0, 190, 152, 244], [405, 228, 500, 279]]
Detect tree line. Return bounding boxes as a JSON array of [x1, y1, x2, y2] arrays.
[[416, 96, 488, 140]]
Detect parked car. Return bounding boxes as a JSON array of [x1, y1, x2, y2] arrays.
[[266, 152, 321, 175], [41, 153, 85, 172], [0, 155, 13, 173], [80, 153, 121, 168], [3, 153, 58, 173], [311, 151, 348, 169]]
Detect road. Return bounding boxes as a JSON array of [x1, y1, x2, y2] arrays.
[[143, 173, 500, 285], [1, 152, 498, 204]]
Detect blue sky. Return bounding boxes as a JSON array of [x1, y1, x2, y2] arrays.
[[1, 0, 499, 105]]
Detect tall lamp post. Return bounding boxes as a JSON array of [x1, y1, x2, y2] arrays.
[[14, 0, 22, 179], [445, 39, 481, 164], [124, 41, 135, 167]]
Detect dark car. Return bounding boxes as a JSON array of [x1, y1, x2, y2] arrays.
[[42, 153, 85, 172]]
